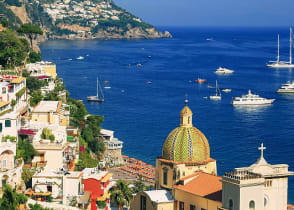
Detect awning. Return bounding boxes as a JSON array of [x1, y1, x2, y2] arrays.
[[33, 192, 52, 196], [37, 76, 50, 80], [97, 192, 110, 201], [25, 189, 34, 195], [67, 136, 75, 142], [18, 129, 36, 135]]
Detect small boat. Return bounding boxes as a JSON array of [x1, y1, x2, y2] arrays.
[[103, 80, 110, 84], [148, 56, 152, 58], [206, 38, 213, 41], [104, 86, 111, 89], [277, 81, 294, 93], [87, 77, 104, 102], [207, 84, 214, 88], [137, 63, 142, 67], [209, 80, 221, 100], [146, 81, 152, 84], [232, 90, 275, 105], [222, 89, 232, 93], [76, 56, 84, 60], [215, 67, 234, 74], [196, 78, 206, 83], [68, 58, 73, 61]]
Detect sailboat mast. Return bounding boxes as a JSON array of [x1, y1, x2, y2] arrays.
[[277, 34, 280, 63], [97, 77, 99, 97], [290, 27, 293, 64], [215, 80, 218, 95]]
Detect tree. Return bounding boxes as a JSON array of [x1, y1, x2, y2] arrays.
[[29, 51, 42, 63], [26, 77, 46, 92], [109, 180, 132, 210], [16, 138, 38, 164], [29, 90, 43, 107], [0, 185, 18, 209], [132, 175, 145, 193], [17, 24, 43, 47], [28, 203, 53, 210], [0, 30, 30, 68]]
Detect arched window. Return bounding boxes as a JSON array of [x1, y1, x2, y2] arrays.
[[228, 199, 233, 210], [163, 168, 168, 185], [249, 200, 255, 210], [188, 117, 190, 124]]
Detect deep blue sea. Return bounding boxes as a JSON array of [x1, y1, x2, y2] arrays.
[[40, 27, 294, 202]]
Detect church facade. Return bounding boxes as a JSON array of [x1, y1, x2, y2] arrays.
[[130, 102, 293, 210]]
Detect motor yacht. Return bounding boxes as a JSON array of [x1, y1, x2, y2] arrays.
[[277, 81, 294, 93], [215, 67, 234, 74], [232, 90, 275, 105]]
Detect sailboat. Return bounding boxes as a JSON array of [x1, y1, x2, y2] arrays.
[[209, 80, 221, 100], [267, 27, 294, 68], [87, 77, 104, 102]]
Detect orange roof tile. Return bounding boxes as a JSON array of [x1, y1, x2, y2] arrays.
[[288, 204, 294, 210], [173, 171, 222, 202]]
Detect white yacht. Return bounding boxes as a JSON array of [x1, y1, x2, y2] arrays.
[[232, 90, 275, 105], [267, 27, 294, 68], [87, 77, 104, 102], [277, 81, 294, 93], [215, 67, 234, 74], [209, 80, 221, 100], [222, 88, 232, 93]]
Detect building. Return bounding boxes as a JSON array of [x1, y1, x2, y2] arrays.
[[81, 168, 113, 210], [31, 101, 69, 126], [155, 100, 217, 191], [26, 61, 57, 79], [32, 170, 83, 204], [0, 77, 27, 115], [0, 140, 23, 191], [221, 143, 294, 210], [99, 129, 124, 166], [0, 111, 21, 140], [130, 190, 174, 210]]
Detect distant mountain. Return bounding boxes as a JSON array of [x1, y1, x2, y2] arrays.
[[0, 0, 172, 40]]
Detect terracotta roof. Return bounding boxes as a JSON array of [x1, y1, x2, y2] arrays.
[[173, 171, 222, 202], [0, 25, 6, 31], [288, 204, 294, 210]]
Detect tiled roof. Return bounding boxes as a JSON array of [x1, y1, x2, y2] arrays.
[[10, 77, 25, 84], [288, 204, 294, 210], [173, 171, 222, 202]]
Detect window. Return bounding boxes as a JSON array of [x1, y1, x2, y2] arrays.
[[2, 87, 6, 94], [163, 168, 168, 185], [140, 195, 146, 210], [179, 201, 184, 210], [264, 197, 268, 207], [2, 159, 6, 169], [190, 204, 195, 210], [5, 120, 11, 128], [249, 200, 255, 210], [229, 199, 233, 210], [0, 123, 2, 132], [201, 208, 206, 210], [47, 185, 52, 192]]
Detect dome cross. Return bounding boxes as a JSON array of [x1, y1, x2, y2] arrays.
[[258, 143, 266, 159]]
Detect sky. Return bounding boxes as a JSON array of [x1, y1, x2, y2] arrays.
[[113, 0, 294, 27]]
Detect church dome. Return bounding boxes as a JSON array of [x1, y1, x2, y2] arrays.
[[162, 104, 210, 162]]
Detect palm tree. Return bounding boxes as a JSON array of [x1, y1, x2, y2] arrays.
[[109, 180, 132, 210]]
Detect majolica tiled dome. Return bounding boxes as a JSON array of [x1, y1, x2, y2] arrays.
[[162, 105, 210, 162]]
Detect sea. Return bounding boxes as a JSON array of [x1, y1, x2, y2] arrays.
[[40, 27, 294, 202]]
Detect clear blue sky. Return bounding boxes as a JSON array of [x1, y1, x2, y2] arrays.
[[113, 0, 294, 27]]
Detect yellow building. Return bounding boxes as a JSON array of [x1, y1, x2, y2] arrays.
[[156, 100, 217, 191], [31, 101, 69, 126]]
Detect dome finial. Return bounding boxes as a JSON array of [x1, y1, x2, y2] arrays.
[[184, 94, 188, 105]]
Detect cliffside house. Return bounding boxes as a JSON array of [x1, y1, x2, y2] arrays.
[[26, 61, 57, 79], [99, 129, 124, 166], [31, 101, 69, 126], [0, 140, 23, 191]]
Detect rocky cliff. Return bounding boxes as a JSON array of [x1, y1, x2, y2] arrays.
[[1, 0, 172, 40]]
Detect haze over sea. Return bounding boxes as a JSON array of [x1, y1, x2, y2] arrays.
[[40, 27, 294, 202]]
